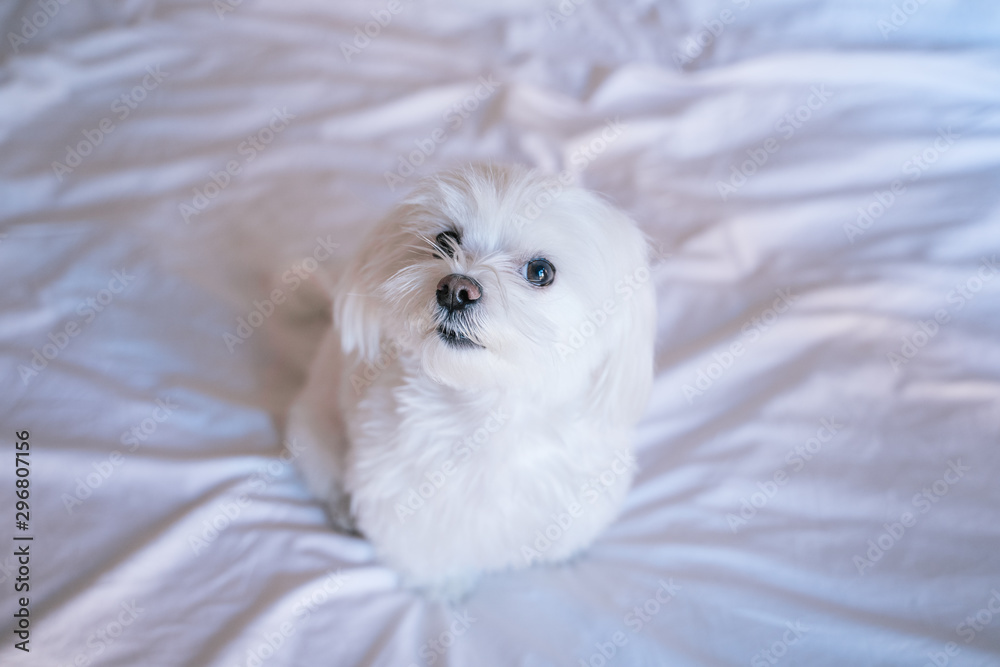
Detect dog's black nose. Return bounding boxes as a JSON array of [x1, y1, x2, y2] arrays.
[[436, 274, 482, 312]]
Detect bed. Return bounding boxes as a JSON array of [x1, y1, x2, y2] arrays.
[[2, 0, 999, 665]]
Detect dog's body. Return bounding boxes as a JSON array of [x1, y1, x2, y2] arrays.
[[289, 164, 655, 596]]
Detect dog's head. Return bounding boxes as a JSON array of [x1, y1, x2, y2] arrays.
[[337, 164, 655, 425]]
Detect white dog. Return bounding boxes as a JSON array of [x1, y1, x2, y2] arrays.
[[288, 164, 655, 597]]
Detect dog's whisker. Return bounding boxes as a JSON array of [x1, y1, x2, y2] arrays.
[[416, 232, 449, 257]]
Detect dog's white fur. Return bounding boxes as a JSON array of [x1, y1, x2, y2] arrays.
[[288, 164, 655, 597]]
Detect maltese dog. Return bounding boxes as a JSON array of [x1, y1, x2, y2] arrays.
[[288, 164, 655, 597]]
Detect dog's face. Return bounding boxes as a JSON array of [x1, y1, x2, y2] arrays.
[[337, 165, 655, 424]]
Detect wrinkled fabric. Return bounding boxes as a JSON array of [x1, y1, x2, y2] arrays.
[[1, 1, 999, 665]]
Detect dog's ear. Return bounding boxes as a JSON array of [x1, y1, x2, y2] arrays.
[[591, 224, 657, 428], [334, 226, 395, 364], [335, 267, 380, 363]]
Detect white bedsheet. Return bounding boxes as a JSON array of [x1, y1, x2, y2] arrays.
[[2, 1, 999, 665]]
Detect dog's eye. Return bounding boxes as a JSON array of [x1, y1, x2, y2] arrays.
[[524, 258, 555, 287], [434, 231, 460, 259]]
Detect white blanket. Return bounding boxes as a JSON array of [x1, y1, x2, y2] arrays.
[[2, 1, 999, 665]]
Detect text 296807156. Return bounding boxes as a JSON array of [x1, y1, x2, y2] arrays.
[[13, 430, 32, 653]]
